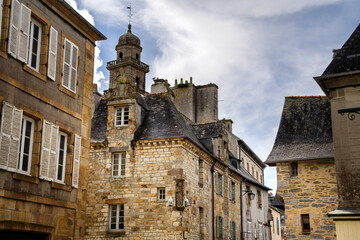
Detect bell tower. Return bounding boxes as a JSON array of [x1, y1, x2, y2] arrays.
[[106, 24, 149, 98]]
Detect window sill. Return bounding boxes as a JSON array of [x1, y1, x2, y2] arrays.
[[58, 84, 78, 99], [12, 172, 39, 184], [51, 182, 72, 191], [107, 230, 126, 237], [302, 232, 311, 235], [23, 65, 47, 82]]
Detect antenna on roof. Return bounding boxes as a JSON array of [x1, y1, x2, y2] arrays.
[[127, 4, 132, 25]]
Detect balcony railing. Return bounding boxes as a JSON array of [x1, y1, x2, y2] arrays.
[[107, 57, 149, 72]]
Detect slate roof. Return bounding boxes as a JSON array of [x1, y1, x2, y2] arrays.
[[133, 94, 207, 153], [270, 194, 285, 211], [266, 96, 334, 165], [91, 99, 108, 143], [322, 24, 360, 76]]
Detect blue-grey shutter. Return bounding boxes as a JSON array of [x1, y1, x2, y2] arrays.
[[222, 217, 224, 238], [221, 175, 224, 196], [230, 221, 233, 240], [234, 183, 236, 202], [216, 172, 219, 194], [229, 181, 232, 200], [216, 216, 219, 237], [235, 222, 237, 239]]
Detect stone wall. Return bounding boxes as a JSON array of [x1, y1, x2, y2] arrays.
[[276, 160, 337, 239]]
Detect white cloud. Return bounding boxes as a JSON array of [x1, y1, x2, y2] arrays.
[[64, 0, 95, 26], [94, 45, 106, 92]]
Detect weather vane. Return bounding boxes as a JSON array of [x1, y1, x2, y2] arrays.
[[127, 4, 132, 25]]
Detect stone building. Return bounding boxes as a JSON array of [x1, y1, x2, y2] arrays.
[[0, 0, 105, 239], [314, 23, 360, 240], [266, 96, 337, 239], [86, 25, 271, 239]]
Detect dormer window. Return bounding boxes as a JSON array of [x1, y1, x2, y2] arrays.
[[115, 107, 129, 126]]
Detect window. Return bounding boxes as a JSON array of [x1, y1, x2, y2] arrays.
[[27, 18, 42, 71], [115, 107, 129, 126], [158, 188, 165, 201], [229, 180, 236, 202], [259, 223, 263, 240], [18, 116, 35, 174], [199, 159, 204, 186], [301, 214, 310, 233], [252, 166, 254, 176], [276, 217, 280, 235], [112, 152, 126, 177], [119, 52, 122, 59], [246, 185, 251, 204], [215, 172, 223, 196], [62, 38, 78, 93], [256, 171, 258, 182], [247, 221, 252, 240], [109, 204, 124, 231], [257, 190, 262, 208], [216, 216, 224, 238], [199, 207, 204, 239], [247, 162, 249, 171], [230, 221, 237, 240], [291, 162, 298, 176], [55, 131, 67, 183]]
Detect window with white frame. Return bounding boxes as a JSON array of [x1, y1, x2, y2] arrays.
[[62, 38, 78, 93], [55, 131, 67, 183], [112, 152, 125, 177], [109, 204, 124, 231], [18, 115, 35, 174], [158, 187, 165, 201], [115, 107, 129, 126], [27, 18, 42, 71]]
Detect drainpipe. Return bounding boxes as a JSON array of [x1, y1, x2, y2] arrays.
[[240, 179, 246, 240], [211, 160, 216, 240]]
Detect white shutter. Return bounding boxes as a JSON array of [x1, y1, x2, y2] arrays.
[[62, 39, 71, 89], [17, 3, 30, 63], [72, 134, 81, 188], [8, 0, 21, 58], [39, 120, 58, 181], [47, 26, 58, 80], [0, 0, 3, 38], [70, 44, 78, 92], [0, 102, 22, 171]]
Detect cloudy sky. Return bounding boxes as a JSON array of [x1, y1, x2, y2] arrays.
[[65, 0, 359, 193]]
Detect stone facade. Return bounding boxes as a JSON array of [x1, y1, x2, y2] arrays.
[[87, 26, 270, 240], [0, 0, 105, 239], [276, 160, 337, 239]]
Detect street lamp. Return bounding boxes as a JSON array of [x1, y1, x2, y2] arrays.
[[243, 190, 255, 200]]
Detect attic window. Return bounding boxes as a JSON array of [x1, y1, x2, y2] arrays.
[[115, 107, 129, 127], [291, 162, 298, 176]]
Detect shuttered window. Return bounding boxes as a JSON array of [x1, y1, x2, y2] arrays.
[[27, 18, 42, 71], [55, 131, 67, 183], [18, 116, 35, 174], [0, 102, 23, 171], [247, 221, 252, 240], [259, 224, 263, 240], [47, 26, 58, 80], [8, 0, 31, 62], [215, 172, 219, 194], [62, 38, 78, 93], [39, 120, 58, 181], [72, 134, 81, 188]]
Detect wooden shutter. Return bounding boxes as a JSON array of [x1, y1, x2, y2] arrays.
[[221, 175, 223, 196], [216, 216, 219, 238], [69, 44, 78, 92], [230, 221, 233, 240], [221, 217, 224, 239], [215, 172, 219, 194], [0, 0, 3, 38], [0, 102, 22, 171], [17, 3, 30, 63], [8, 0, 21, 58], [229, 180, 232, 200], [39, 120, 58, 180], [72, 134, 81, 188], [234, 183, 236, 202], [235, 222, 237, 239], [47, 26, 58, 80], [62, 39, 71, 89]]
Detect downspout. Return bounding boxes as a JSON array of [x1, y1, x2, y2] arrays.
[[240, 179, 246, 240], [211, 160, 216, 240]]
